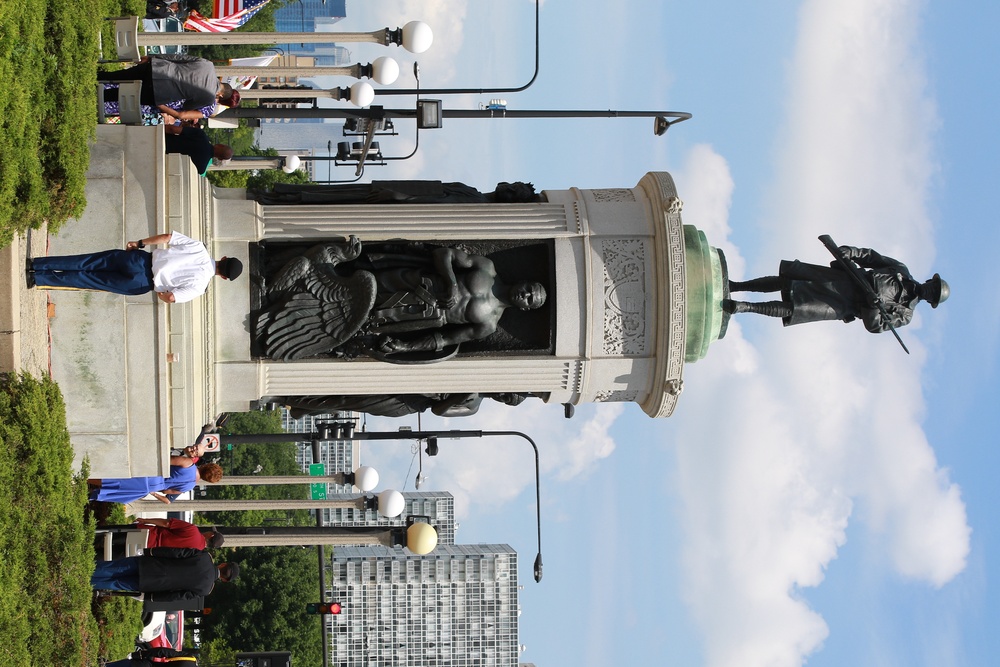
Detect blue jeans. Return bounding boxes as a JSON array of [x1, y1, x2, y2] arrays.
[[92, 557, 141, 591], [32, 250, 153, 295]]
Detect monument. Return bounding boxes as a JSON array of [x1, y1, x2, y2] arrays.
[[48, 126, 732, 477]]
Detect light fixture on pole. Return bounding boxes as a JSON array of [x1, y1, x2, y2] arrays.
[[281, 154, 301, 173], [215, 56, 401, 84], [135, 21, 434, 52], [237, 80, 375, 107]]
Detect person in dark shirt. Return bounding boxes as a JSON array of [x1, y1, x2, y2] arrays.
[[164, 123, 233, 176], [91, 547, 238, 603]]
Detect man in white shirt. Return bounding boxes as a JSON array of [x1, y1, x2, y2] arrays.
[[27, 231, 242, 303]]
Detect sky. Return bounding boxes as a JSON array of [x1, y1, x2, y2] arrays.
[[260, 1, 1000, 665]]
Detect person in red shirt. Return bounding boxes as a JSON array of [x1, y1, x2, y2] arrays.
[[136, 518, 224, 550]]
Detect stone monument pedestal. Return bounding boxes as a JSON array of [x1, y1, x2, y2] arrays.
[[207, 171, 730, 420], [49, 126, 211, 477]]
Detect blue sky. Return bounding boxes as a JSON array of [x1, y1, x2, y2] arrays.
[[262, 1, 1000, 665]]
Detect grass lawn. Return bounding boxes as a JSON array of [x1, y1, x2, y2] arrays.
[[0, 374, 138, 667], [0, 0, 143, 247]]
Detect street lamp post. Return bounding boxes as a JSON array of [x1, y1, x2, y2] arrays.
[[215, 57, 401, 84], [216, 424, 547, 582], [218, 104, 693, 136], [134, 22, 434, 52]]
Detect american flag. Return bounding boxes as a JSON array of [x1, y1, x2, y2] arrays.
[[184, 0, 271, 33]]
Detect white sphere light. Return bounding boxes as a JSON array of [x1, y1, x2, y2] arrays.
[[281, 154, 301, 173], [371, 57, 399, 85], [349, 81, 375, 107], [406, 522, 438, 555], [377, 489, 405, 518], [401, 21, 433, 54], [352, 465, 379, 492]]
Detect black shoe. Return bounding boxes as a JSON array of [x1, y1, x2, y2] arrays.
[[25, 266, 35, 289]]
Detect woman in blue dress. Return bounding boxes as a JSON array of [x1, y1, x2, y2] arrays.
[[87, 459, 224, 504]]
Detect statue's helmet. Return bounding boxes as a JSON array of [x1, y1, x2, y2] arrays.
[[924, 273, 950, 308]]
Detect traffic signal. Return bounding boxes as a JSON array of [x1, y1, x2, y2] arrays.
[[306, 602, 342, 615]]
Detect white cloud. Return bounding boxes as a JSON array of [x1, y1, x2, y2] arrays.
[[675, 144, 746, 281], [344, 0, 469, 83], [670, 0, 970, 665]]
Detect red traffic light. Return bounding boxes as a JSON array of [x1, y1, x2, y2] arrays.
[[306, 602, 342, 615]]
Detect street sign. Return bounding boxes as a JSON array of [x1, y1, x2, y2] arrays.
[[309, 463, 327, 500], [200, 433, 221, 452]]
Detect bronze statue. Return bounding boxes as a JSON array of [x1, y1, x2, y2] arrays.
[[723, 240, 948, 335], [254, 237, 548, 362], [282, 392, 530, 419], [249, 180, 541, 205]]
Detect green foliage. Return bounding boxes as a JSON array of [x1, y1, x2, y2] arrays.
[[205, 141, 313, 190], [0, 375, 89, 666], [0, 0, 144, 244], [196, 636, 238, 666], [202, 545, 325, 666], [204, 411, 313, 526]]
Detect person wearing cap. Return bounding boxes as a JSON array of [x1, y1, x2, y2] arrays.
[[722, 244, 949, 332], [27, 231, 242, 304], [163, 121, 233, 176], [98, 55, 241, 122], [91, 547, 238, 603]]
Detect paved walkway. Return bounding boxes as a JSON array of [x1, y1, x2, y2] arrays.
[[0, 228, 53, 377]]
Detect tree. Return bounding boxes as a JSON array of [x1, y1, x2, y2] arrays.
[[201, 545, 325, 666], [203, 410, 314, 526]]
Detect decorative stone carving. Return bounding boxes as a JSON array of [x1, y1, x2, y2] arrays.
[[602, 239, 647, 356], [590, 188, 636, 203], [594, 389, 639, 403]]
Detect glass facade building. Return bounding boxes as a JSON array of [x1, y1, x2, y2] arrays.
[[327, 544, 521, 667], [274, 0, 348, 56]]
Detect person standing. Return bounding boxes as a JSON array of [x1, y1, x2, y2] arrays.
[[98, 54, 240, 122], [88, 461, 223, 505], [164, 122, 233, 176], [135, 518, 224, 550], [91, 547, 238, 603], [28, 231, 242, 303]]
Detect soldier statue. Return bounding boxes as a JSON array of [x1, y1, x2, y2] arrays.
[[722, 242, 948, 334]]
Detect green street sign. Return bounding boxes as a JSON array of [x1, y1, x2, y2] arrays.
[[309, 463, 326, 476], [310, 483, 327, 500]]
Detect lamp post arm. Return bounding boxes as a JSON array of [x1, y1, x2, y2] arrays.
[[480, 430, 544, 583]]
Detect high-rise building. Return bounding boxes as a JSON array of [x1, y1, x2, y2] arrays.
[[274, 0, 347, 55], [327, 544, 521, 667]]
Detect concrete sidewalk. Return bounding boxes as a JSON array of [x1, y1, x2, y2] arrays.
[[0, 229, 52, 378]]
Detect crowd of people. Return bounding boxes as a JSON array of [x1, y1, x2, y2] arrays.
[[89, 440, 233, 667], [99, 50, 236, 176]]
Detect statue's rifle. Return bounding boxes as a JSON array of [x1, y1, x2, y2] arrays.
[[818, 234, 909, 355]]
